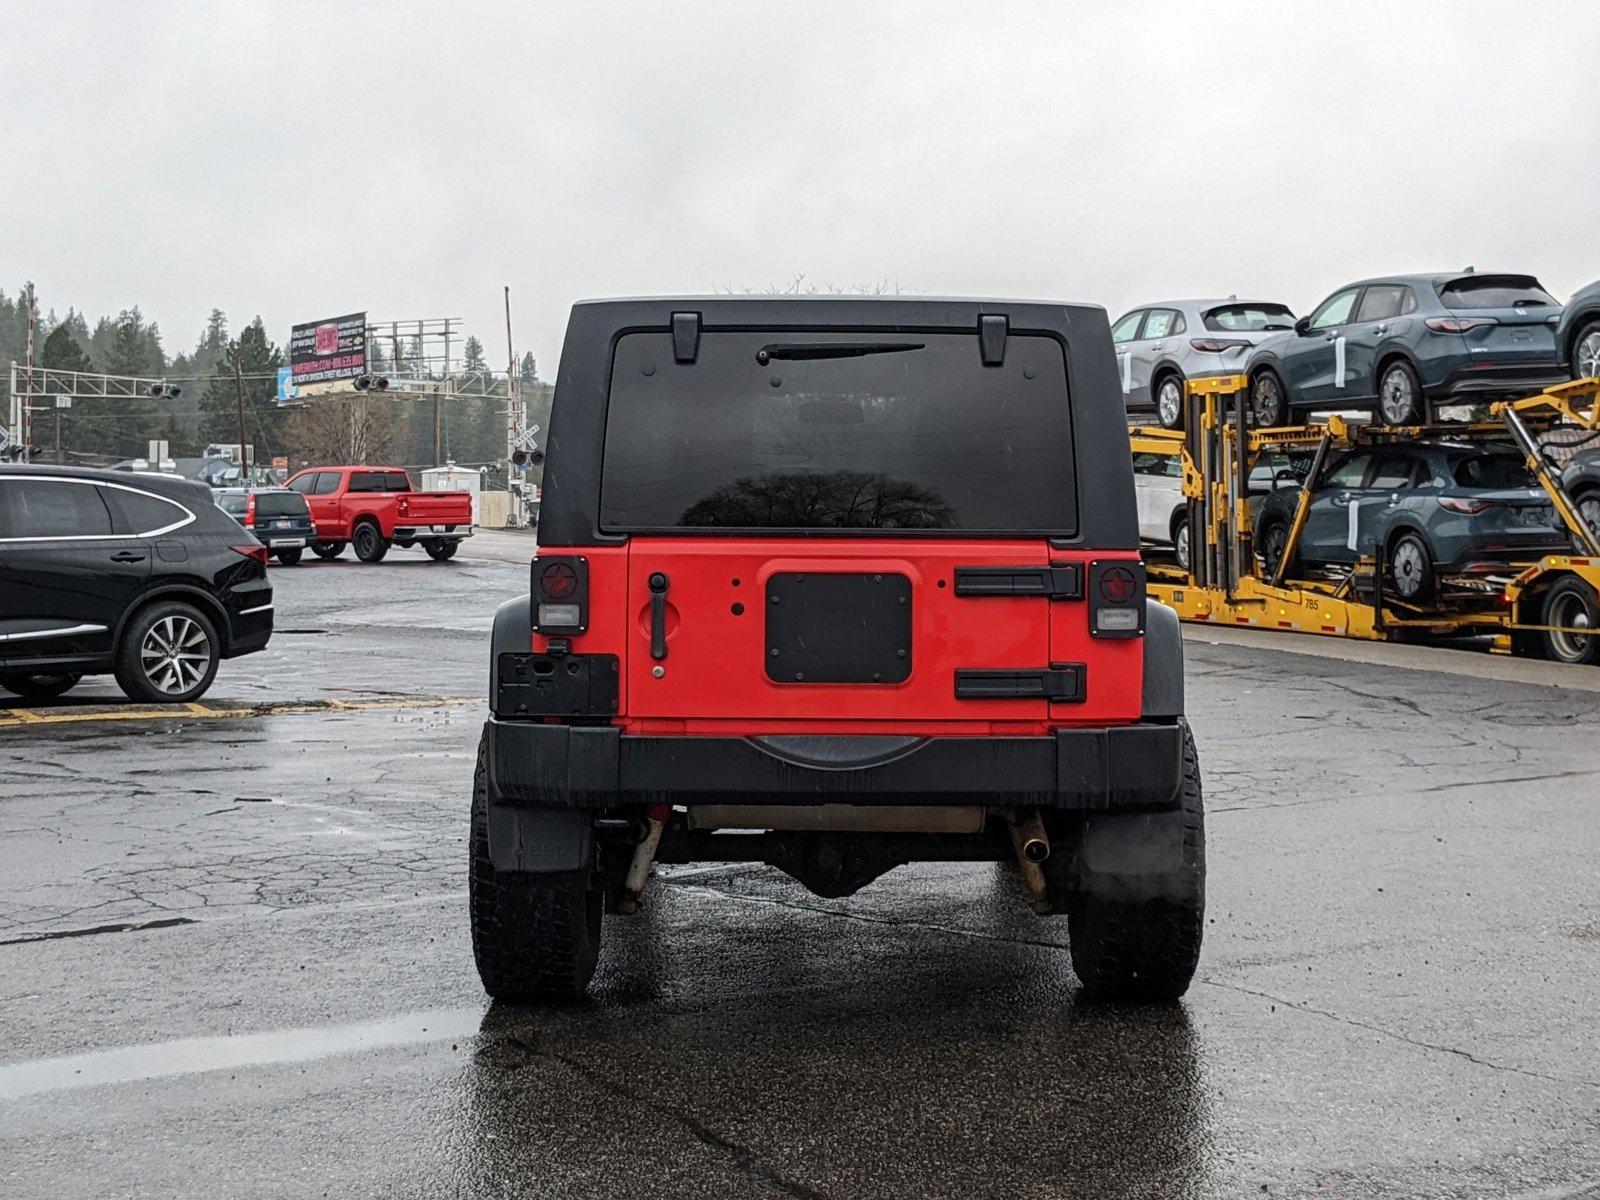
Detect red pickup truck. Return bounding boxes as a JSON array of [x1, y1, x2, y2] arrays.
[[285, 466, 474, 563]]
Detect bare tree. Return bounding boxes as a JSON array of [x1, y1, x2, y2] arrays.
[[284, 397, 396, 467]]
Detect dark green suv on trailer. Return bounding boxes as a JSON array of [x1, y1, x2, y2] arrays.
[[1247, 273, 1566, 427]]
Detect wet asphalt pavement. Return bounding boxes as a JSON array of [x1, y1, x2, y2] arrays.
[[3, 539, 1600, 1199]]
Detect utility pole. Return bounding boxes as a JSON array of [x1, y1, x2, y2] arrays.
[[504, 285, 523, 527], [23, 282, 36, 458], [434, 321, 451, 467], [55, 410, 62, 463], [232, 351, 250, 478]]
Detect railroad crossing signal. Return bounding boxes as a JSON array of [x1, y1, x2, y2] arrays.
[[511, 423, 542, 467]]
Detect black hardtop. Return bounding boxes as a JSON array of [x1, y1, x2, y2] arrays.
[[540, 295, 1137, 548]]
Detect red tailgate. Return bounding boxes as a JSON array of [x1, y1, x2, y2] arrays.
[[617, 538, 1138, 734], [398, 491, 474, 524]]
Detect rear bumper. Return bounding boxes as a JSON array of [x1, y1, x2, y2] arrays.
[[484, 718, 1187, 813], [393, 524, 473, 540], [1431, 362, 1566, 398], [1445, 544, 1572, 573], [225, 583, 275, 658]]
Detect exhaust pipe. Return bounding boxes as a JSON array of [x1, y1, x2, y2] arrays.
[[618, 804, 669, 914], [1008, 810, 1051, 914], [1014, 811, 1050, 863]]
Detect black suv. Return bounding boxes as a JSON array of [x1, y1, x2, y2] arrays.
[[471, 297, 1202, 1005], [0, 465, 273, 702]]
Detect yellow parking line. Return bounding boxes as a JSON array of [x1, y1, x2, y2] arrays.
[[0, 695, 480, 730]]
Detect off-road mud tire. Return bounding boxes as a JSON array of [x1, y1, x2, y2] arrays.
[[469, 735, 602, 1002], [1067, 725, 1205, 1003]]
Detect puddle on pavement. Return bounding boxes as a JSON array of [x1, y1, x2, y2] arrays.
[[0, 1006, 485, 1101]]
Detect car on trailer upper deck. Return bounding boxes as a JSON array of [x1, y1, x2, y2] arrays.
[[1246, 272, 1566, 428]]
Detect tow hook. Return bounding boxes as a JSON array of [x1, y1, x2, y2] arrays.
[[619, 803, 670, 914], [1008, 810, 1052, 914]]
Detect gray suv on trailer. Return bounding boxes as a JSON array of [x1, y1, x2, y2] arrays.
[[1112, 299, 1297, 429], [1247, 273, 1566, 427]]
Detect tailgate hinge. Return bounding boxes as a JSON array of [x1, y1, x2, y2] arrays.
[[978, 314, 1008, 365], [954, 564, 1083, 600], [671, 311, 701, 363]]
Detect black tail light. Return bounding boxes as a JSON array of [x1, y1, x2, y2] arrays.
[[1087, 560, 1145, 638], [532, 555, 588, 634]]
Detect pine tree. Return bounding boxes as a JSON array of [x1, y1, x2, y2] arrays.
[[87, 316, 117, 369], [59, 308, 92, 348], [200, 317, 285, 466], [192, 309, 229, 377], [72, 309, 163, 458], [0, 283, 36, 365], [104, 308, 157, 376], [40, 323, 92, 372]]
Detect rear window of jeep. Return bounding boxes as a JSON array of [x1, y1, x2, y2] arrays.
[[600, 330, 1077, 533]]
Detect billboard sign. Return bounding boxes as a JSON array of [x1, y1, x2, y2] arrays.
[[289, 312, 367, 387], [275, 366, 298, 405]]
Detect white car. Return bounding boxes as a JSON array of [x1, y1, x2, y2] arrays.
[[1134, 452, 1301, 570], [1133, 453, 1189, 568]]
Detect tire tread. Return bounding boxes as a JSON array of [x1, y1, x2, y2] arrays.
[[468, 735, 601, 1002], [1068, 727, 1205, 1002]]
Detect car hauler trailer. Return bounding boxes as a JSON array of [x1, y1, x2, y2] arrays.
[[1128, 375, 1600, 665]]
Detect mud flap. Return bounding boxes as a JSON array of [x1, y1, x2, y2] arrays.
[[487, 805, 593, 874], [1075, 807, 1189, 887]]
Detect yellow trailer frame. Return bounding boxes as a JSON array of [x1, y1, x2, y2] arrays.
[[1133, 376, 1600, 660]]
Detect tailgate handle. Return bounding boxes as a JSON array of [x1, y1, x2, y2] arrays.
[[954, 565, 1083, 599], [648, 572, 670, 660], [955, 665, 1084, 702]]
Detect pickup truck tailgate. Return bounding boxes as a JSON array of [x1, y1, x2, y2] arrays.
[[398, 491, 474, 525]]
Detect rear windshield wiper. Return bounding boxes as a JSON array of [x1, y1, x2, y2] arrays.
[[756, 341, 925, 363]]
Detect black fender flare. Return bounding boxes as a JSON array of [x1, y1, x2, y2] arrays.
[[117, 584, 234, 655], [1372, 346, 1423, 399], [483, 592, 594, 874], [1376, 516, 1430, 562], [1563, 307, 1600, 369], [1150, 360, 1186, 392], [1245, 358, 1289, 412], [1141, 599, 1184, 719], [489, 593, 532, 695]]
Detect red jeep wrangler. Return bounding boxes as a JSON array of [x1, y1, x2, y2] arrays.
[[471, 298, 1203, 1002]]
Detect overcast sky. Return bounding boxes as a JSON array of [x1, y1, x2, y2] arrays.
[[5, 1, 1599, 376]]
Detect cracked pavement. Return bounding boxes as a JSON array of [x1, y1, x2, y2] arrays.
[[3, 556, 1600, 1198]]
